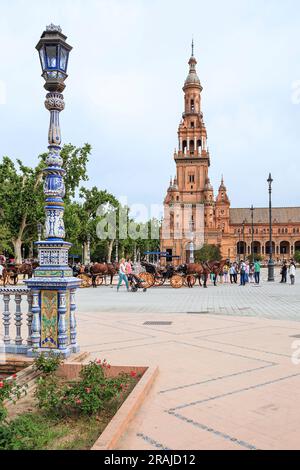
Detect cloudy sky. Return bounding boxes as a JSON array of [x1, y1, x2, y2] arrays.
[[0, 0, 299, 218]]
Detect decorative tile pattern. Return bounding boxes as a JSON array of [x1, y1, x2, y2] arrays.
[[167, 412, 257, 451], [41, 290, 58, 348], [137, 433, 172, 450]]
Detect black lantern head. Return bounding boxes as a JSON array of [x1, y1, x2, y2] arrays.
[[36, 24, 72, 92]]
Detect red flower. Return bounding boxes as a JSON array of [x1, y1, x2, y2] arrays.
[[76, 399, 82, 405], [130, 371, 137, 378], [85, 388, 91, 394], [12, 374, 17, 379], [0, 381, 4, 389], [96, 359, 102, 365]]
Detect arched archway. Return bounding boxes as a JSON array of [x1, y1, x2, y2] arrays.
[[237, 241, 246, 256], [280, 241, 290, 256], [295, 241, 300, 253], [265, 241, 275, 255], [252, 241, 261, 255]]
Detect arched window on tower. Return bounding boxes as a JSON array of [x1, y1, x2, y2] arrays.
[[189, 140, 194, 155], [182, 140, 187, 154], [197, 140, 201, 154], [190, 99, 195, 112]]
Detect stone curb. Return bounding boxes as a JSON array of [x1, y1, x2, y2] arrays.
[[91, 365, 159, 451]]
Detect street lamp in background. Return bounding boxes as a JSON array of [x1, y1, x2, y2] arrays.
[[25, 25, 80, 358], [189, 221, 195, 264], [267, 173, 275, 281], [87, 234, 91, 265], [250, 205, 255, 263], [242, 220, 246, 260], [115, 239, 119, 263], [37, 223, 43, 242]]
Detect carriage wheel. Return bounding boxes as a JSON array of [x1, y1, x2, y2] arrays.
[[154, 275, 165, 287], [78, 274, 92, 288], [96, 276, 103, 286], [138, 272, 155, 288], [170, 274, 184, 289], [184, 275, 196, 287]]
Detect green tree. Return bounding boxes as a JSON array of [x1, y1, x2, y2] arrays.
[[0, 144, 91, 263], [195, 244, 221, 263], [294, 251, 300, 264]]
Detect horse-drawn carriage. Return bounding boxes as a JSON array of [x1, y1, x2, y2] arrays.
[[75, 262, 118, 288], [0, 261, 37, 287], [138, 260, 228, 289], [138, 261, 195, 289]]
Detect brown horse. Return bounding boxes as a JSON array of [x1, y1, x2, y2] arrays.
[[178, 260, 228, 288], [90, 262, 119, 287], [0, 267, 9, 287], [1, 262, 39, 286]]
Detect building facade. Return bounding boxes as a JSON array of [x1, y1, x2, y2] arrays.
[[161, 49, 300, 264]]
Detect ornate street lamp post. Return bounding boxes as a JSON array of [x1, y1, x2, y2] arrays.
[[26, 25, 80, 357], [267, 173, 275, 281], [242, 220, 246, 260], [87, 234, 91, 265], [37, 223, 43, 242], [115, 239, 119, 262], [189, 221, 195, 263], [250, 205, 255, 263]]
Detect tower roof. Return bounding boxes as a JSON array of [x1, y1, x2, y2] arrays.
[[184, 41, 202, 88]]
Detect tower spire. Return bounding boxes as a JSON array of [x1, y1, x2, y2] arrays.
[[191, 38, 194, 57]]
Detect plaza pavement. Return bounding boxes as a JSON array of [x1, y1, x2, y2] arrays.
[[75, 268, 300, 450]]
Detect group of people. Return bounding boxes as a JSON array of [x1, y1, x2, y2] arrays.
[[279, 260, 297, 285], [213, 260, 262, 286]]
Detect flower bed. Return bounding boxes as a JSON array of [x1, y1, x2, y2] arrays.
[[0, 354, 158, 450]]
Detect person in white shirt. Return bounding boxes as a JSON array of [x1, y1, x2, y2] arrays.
[[289, 261, 296, 285], [0, 264, 4, 278], [117, 258, 129, 292]]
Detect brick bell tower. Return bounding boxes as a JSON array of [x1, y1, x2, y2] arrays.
[[161, 43, 210, 264]]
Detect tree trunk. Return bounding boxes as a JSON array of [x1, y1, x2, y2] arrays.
[[13, 239, 22, 264], [83, 242, 90, 265], [107, 239, 114, 263]]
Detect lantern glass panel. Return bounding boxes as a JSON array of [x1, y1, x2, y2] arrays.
[[39, 48, 46, 70], [46, 45, 57, 68], [60, 47, 68, 72]]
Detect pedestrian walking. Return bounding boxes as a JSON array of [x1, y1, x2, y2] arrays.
[[117, 258, 129, 292], [289, 261, 296, 285], [229, 264, 235, 284], [223, 264, 229, 284], [245, 261, 250, 283], [239, 260, 246, 286], [249, 263, 255, 283], [280, 261, 288, 283], [254, 260, 261, 284]]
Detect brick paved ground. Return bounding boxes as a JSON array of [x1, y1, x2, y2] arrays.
[[75, 268, 300, 450]]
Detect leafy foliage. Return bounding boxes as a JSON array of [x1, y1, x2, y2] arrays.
[[0, 376, 28, 424], [34, 359, 137, 417], [0, 144, 91, 261], [33, 352, 64, 375], [195, 244, 222, 263], [294, 251, 300, 264]]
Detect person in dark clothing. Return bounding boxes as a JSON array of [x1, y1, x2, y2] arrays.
[[280, 261, 288, 283]]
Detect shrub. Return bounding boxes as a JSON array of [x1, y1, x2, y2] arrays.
[[0, 376, 28, 424], [34, 359, 137, 417], [33, 351, 64, 375]]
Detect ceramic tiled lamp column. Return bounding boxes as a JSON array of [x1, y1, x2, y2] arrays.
[[26, 25, 81, 357]]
